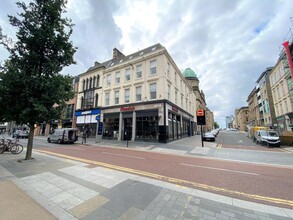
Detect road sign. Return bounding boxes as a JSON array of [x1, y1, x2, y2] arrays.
[[197, 109, 206, 125], [197, 109, 204, 116]]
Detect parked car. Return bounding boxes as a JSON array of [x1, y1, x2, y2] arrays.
[[255, 130, 281, 147], [47, 128, 78, 144], [13, 130, 29, 138], [211, 129, 220, 137], [202, 132, 215, 142]]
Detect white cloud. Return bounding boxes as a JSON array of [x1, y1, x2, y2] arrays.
[[1, 0, 293, 128]]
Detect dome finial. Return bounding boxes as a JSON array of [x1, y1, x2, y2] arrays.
[[183, 68, 197, 79]]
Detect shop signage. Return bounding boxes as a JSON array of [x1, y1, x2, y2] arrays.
[[120, 106, 135, 111], [81, 111, 91, 115], [172, 106, 178, 112], [75, 109, 101, 116]]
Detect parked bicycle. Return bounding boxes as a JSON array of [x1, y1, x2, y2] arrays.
[[0, 138, 23, 154]]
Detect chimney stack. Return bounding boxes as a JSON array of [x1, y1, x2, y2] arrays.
[[113, 48, 125, 61]]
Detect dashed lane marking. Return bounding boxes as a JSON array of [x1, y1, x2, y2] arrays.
[[101, 152, 145, 160], [180, 163, 259, 176], [35, 149, 293, 208]]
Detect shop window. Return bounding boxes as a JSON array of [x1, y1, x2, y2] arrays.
[[136, 116, 158, 140], [168, 117, 173, 140], [103, 118, 119, 139]]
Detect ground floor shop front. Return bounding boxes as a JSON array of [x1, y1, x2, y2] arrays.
[[102, 102, 194, 143], [75, 109, 101, 137]]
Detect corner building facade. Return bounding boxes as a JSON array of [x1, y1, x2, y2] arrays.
[[77, 44, 202, 142]]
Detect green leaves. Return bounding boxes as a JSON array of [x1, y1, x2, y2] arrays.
[[0, 0, 76, 125]]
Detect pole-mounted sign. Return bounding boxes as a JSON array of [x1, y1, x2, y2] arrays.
[[196, 109, 206, 147], [196, 109, 206, 125]]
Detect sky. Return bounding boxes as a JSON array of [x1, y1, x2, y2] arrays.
[[1, 0, 293, 128]]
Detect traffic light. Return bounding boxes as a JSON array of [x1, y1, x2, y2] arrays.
[[197, 109, 206, 125]]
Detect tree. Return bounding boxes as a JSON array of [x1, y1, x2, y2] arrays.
[[0, 0, 76, 160], [214, 122, 220, 129]]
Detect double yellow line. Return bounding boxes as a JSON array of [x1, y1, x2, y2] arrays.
[[217, 144, 222, 149], [35, 149, 293, 207]]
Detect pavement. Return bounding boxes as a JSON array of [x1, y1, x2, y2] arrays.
[[0, 134, 293, 219]]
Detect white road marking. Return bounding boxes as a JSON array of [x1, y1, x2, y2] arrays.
[[180, 163, 259, 176], [101, 152, 145, 160]]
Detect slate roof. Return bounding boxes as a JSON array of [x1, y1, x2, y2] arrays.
[[86, 43, 164, 73]]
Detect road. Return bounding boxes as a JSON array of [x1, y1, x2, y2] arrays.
[[14, 130, 293, 209]]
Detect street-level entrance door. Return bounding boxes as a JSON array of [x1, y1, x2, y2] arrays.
[[123, 118, 132, 141]]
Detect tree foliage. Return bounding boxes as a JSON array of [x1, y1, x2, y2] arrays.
[[0, 0, 76, 160], [214, 122, 220, 129]]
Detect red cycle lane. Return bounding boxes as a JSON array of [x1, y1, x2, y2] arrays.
[[37, 145, 293, 209]]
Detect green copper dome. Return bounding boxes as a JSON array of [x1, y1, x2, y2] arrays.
[[183, 68, 197, 79]]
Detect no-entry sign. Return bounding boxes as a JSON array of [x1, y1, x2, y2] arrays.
[[197, 109, 204, 116]]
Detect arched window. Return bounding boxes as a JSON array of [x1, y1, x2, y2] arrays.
[[81, 97, 84, 109], [82, 79, 85, 91], [93, 76, 96, 88], [97, 75, 100, 87], [95, 94, 99, 107], [90, 77, 92, 89], [86, 78, 89, 90]]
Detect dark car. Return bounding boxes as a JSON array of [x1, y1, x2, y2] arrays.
[[202, 132, 215, 142]]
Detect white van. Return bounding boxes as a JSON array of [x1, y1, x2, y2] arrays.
[[255, 130, 281, 147], [47, 128, 78, 144]]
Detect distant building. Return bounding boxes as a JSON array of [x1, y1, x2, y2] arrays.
[[76, 43, 209, 143], [256, 67, 276, 127], [235, 107, 249, 131], [247, 87, 260, 126], [269, 46, 293, 133], [225, 115, 234, 128]]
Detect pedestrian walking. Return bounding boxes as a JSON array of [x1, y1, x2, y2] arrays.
[[81, 129, 87, 144]]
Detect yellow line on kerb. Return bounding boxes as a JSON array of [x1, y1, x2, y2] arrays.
[[35, 149, 293, 207]]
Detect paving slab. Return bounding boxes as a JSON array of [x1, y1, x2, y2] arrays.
[[0, 180, 56, 220]]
